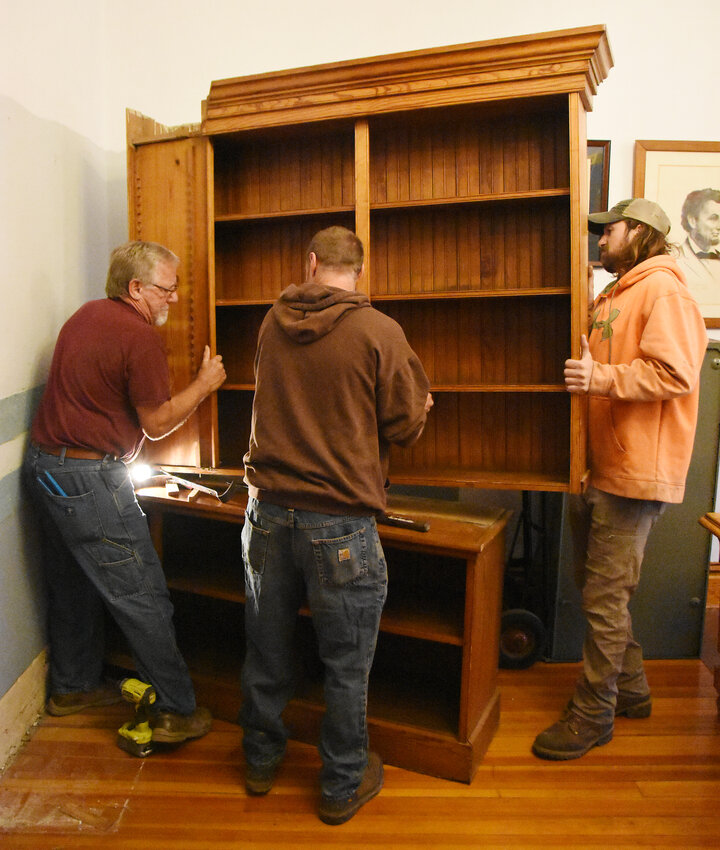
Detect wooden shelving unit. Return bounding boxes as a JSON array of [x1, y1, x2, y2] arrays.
[[131, 487, 509, 781], [205, 97, 577, 484], [125, 26, 613, 781]]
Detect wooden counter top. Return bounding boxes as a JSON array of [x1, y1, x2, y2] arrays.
[[135, 486, 510, 556]]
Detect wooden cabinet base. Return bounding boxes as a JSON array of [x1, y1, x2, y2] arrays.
[[699, 513, 720, 715], [179, 667, 500, 784], [284, 690, 500, 784], [131, 486, 509, 783]]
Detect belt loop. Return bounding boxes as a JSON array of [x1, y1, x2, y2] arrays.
[[58, 447, 67, 466]]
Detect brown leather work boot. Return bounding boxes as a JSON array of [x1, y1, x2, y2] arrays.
[[318, 751, 384, 825], [532, 712, 613, 760], [615, 692, 652, 718], [47, 683, 122, 716], [151, 706, 212, 743]]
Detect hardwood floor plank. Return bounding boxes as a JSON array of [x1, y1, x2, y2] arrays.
[[636, 779, 720, 797], [1, 659, 718, 849]]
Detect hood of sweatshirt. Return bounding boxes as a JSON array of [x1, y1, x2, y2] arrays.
[[272, 282, 370, 344], [599, 254, 688, 300]]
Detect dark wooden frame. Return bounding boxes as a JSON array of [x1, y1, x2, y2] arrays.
[[587, 140, 610, 266]]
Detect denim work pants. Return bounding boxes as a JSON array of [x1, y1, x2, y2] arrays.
[[568, 486, 665, 725], [240, 497, 387, 800], [24, 445, 196, 714]]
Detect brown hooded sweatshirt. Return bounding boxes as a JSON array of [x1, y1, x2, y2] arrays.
[[587, 255, 707, 503], [243, 282, 430, 515]]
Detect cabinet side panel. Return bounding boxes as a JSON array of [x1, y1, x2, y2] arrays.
[[128, 138, 210, 466], [568, 93, 589, 492], [459, 530, 505, 739]]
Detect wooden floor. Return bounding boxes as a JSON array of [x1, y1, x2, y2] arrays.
[[1, 654, 719, 849]]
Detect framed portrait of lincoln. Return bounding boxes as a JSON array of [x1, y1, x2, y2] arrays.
[[634, 140, 720, 328]]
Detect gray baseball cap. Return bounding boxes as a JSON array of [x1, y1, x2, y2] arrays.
[[588, 198, 671, 236]]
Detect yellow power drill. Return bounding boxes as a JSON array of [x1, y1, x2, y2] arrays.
[[117, 678, 156, 757]]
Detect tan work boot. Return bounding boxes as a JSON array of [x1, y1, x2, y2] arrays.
[[532, 712, 613, 760], [318, 751, 384, 825], [47, 683, 122, 716], [151, 706, 212, 743]]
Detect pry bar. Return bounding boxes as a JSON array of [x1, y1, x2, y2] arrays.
[[378, 512, 430, 533], [160, 470, 237, 503]]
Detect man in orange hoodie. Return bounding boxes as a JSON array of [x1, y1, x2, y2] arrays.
[[533, 199, 708, 760]]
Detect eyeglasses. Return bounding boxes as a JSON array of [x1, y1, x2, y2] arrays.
[[146, 281, 179, 296]]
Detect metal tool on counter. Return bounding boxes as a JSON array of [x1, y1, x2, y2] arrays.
[[377, 512, 430, 532], [150, 468, 239, 503]]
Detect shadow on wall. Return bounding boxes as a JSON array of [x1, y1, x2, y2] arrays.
[[2, 94, 119, 334], [1, 95, 129, 700]]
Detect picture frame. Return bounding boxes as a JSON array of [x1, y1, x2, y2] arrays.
[[633, 140, 720, 328], [587, 140, 610, 266]]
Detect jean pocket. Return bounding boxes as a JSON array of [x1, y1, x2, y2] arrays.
[[89, 543, 145, 599], [41, 489, 104, 549], [312, 527, 368, 587], [243, 514, 269, 610], [242, 514, 270, 577]]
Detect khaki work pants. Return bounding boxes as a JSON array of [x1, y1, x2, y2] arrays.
[[568, 486, 665, 726]]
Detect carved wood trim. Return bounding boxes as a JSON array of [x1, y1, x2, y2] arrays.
[[203, 26, 612, 134]]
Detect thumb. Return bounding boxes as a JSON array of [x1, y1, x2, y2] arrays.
[[202, 345, 210, 364], [580, 334, 590, 357]]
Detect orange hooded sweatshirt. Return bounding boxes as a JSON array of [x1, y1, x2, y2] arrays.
[[587, 254, 707, 503]]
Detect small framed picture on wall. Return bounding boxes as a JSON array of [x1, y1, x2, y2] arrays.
[[587, 141, 611, 266]]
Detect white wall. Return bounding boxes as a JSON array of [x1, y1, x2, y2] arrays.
[[4, 1, 719, 400], [0, 0, 718, 701]]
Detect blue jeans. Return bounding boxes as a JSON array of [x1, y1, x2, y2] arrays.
[[24, 445, 196, 714], [569, 486, 665, 725], [240, 497, 387, 800]]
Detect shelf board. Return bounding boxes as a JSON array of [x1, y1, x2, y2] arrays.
[[105, 651, 463, 760], [216, 287, 571, 307], [168, 575, 244, 604], [216, 298, 274, 307], [430, 384, 566, 393], [219, 383, 566, 393], [388, 466, 570, 492], [370, 287, 571, 301], [167, 575, 463, 645], [370, 187, 570, 212], [215, 205, 355, 223], [214, 189, 569, 223], [295, 676, 459, 736], [381, 601, 463, 645]]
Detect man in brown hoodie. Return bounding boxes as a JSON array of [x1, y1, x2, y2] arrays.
[[533, 199, 707, 761], [240, 226, 432, 821]]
